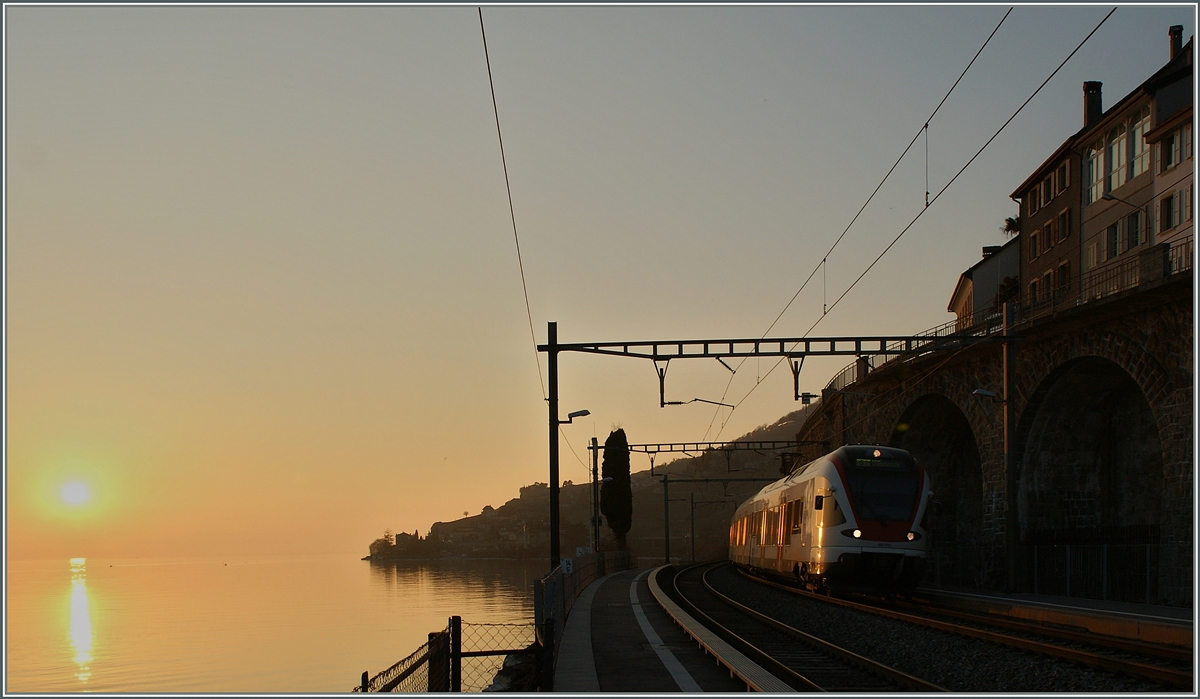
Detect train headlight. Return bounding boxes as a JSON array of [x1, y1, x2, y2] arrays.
[[853, 529, 862, 538], [840, 528, 862, 539], [907, 532, 921, 541]]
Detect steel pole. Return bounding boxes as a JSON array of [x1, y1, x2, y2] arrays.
[[591, 436, 600, 552], [548, 321, 560, 570], [1003, 303, 1017, 591], [690, 491, 695, 562], [663, 474, 670, 564]]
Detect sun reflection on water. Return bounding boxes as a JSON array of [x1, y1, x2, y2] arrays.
[[68, 558, 93, 683]]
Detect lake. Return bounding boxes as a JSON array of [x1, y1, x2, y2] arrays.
[[6, 555, 547, 693]]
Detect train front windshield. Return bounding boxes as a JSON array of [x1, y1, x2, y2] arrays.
[[844, 458, 920, 523]]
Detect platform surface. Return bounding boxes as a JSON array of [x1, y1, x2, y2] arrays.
[[554, 568, 747, 692]]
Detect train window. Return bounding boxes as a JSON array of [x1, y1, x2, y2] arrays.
[[814, 495, 824, 510], [782, 503, 793, 545], [791, 500, 803, 531], [824, 497, 847, 527]]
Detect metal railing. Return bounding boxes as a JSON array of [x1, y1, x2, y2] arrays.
[[533, 549, 631, 690], [1021, 543, 1189, 605], [823, 235, 1192, 395]]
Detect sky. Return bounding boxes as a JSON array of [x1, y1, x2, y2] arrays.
[[6, 4, 1195, 559]]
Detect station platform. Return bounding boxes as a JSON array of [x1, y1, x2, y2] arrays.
[[553, 568, 746, 692], [919, 585, 1194, 648]]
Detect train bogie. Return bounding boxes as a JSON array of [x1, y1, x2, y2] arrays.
[[728, 445, 931, 594]]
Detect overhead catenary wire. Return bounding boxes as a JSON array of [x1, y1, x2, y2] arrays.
[[701, 7, 1013, 440], [711, 6, 1116, 440], [479, 8, 546, 400]]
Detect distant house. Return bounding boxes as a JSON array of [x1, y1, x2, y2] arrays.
[[948, 238, 1019, 328]]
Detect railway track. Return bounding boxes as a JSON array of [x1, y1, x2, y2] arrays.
[[662, 562, 945, 692], [736, 567, 1193, 691]]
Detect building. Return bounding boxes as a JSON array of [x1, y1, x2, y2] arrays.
[[1010, 135, 1080, 307], [947, 238, 1019, 329], [1079, 28, 1192, 299], [1011, 26, 1192, 308]]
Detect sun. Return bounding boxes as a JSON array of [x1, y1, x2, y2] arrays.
[[60, 481, 91, 507]]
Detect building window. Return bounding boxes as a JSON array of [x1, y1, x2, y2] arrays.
[[1057, 209, 1070, 242], [1159, 192, 1180, 231], [1056, 262, 1070, 290], [1127, 211, 1142, 249], [1028, 187, 1040, 215], [1159, 132, 1180, 173], [1042, 175, 1054, 206], [1131, 105, 1151, 178], [1056, 162, 1069, 193], [1085, 144, 1103, 204], [1029, 279, 1040, 302], [1107, 126, 1127, 191], [1043, 220, 1056, 250], [1087, 242, 1098, 269], [1029, 230, 1039, 260], [1185, 124, 1193, 161], [1106, 223, 1119, 260]]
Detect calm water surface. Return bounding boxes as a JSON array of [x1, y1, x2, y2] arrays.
[[6, 555, 546, 693]]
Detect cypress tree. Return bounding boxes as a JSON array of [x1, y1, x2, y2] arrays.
[[600, 428, 633, 549]]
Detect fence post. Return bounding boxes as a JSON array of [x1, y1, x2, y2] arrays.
[[1145, 544, 1151, 604], [450, 616, 462, 693], [1102, 544, 1108, 601], [361, 670, 369, 693], [1065, 544, 1071, 598], [428, 630, 450, 692], [537, 618, 555, 692]]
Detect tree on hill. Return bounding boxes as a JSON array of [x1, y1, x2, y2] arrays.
[[600, 428, 633, 549]]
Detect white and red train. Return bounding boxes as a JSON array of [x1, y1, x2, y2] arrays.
[[729, 445, 932, 593]]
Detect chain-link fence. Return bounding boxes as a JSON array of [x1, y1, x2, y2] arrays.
[[461, 621, 537, 692], [354, 623, 449, 693]]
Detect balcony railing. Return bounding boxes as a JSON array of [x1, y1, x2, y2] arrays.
[[822, 235, 1192, 395]]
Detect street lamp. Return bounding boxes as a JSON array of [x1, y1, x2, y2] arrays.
[[972, 388, 1006, 403], [549, 408, 588, 570]]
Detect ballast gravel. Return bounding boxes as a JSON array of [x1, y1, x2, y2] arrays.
[[704, 565, 1169, 692]]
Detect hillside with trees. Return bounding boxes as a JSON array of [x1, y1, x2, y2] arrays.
[[365, 405, 814, 565]]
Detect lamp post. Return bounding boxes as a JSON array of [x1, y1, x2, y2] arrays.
[[546, 322, 589, 572]]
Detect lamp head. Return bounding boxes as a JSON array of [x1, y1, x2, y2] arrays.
[[564, 409, 590, 422]]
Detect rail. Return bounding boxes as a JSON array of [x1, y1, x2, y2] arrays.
[[823, 235, 1192, 395]]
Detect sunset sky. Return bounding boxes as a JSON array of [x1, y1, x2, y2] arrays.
[[7, 5, 1194, 559]]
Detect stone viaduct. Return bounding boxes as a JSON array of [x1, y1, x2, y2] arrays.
[[794, 269, 1192, 606]]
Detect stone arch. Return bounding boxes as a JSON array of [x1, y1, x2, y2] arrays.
[[1015, 355, 1164, 602], [890, 393, 984, 588]]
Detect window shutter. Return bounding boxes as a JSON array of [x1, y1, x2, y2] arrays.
[[1185, 185, 1193, 222], [1156, 142, 1162, 173], [1173, 191, 1182, 228]]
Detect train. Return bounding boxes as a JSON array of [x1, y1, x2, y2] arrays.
[[728, 444, 932, 594]]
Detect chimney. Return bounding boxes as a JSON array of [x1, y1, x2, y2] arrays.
[[1170, 25, 1183, 59], [1083, 81, 1103, 129]]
